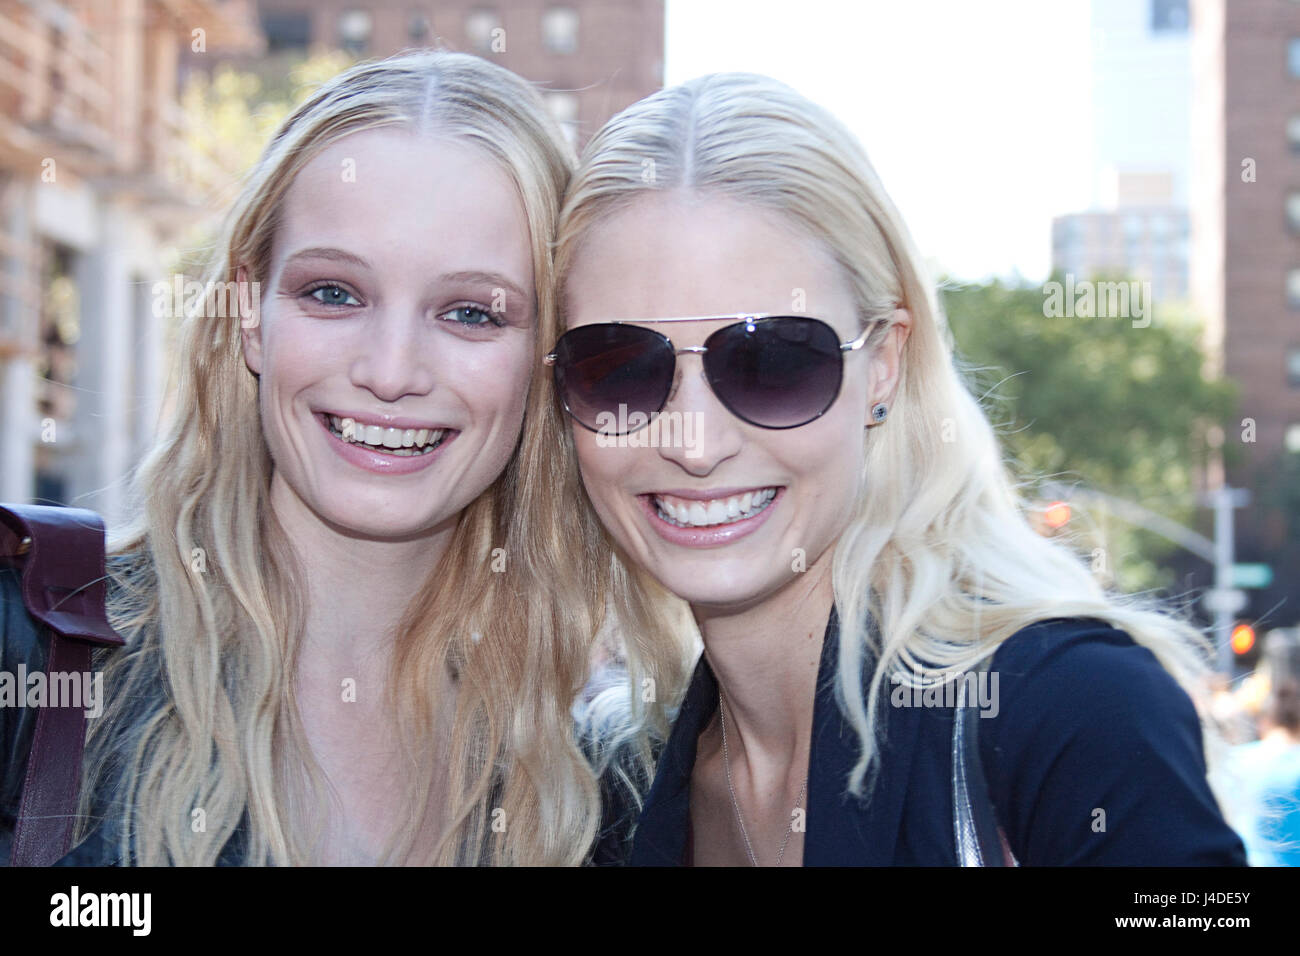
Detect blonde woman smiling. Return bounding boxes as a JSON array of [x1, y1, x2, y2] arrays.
[[1, 51, 646, 865], [553, 73, 1248, 866]]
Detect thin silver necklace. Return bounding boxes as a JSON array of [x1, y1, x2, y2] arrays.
[[717, 689, 808, 866]]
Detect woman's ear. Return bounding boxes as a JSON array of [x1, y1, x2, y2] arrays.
[[237, 265, 263, 375], [867, 308, 912, 413]]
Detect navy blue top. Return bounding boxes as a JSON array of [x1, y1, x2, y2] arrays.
[[611, 607, 1248, 866]]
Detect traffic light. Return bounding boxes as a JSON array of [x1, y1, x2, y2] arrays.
[[1231, 622, 1256, 656], [1043, 500, 1071, 531]]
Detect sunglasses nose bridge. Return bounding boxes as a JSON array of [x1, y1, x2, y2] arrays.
[[662, 344, 708, 405]]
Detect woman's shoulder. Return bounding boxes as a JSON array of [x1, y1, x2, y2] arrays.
[[991, 614, 1161, 673], [983, 614, 1203, 764], [978, 615, 1246, 865]]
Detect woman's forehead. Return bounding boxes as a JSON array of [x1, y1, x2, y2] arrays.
[[562, 192, 854, 326]]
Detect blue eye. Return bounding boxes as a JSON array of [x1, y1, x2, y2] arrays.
[[444, 306, 502, 327], [307, 284, 361, 307]]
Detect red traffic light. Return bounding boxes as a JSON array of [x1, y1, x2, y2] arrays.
[[1043, 501, 1072, 530], [1230, 623, 1256, 655]]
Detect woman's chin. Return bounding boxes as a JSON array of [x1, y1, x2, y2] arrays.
[[649, 563, 790, 612], [312, 501, 452, 543]]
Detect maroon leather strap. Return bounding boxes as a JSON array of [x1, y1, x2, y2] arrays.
[[0, 504, 124, 866]]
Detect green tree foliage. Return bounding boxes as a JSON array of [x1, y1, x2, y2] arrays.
[[940, 272, 1237, 593]]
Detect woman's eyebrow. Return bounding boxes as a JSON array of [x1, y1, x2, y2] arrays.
[[440, 270, 528, 304], [277, 255, 528, 303], [282, 246, 371, 269]]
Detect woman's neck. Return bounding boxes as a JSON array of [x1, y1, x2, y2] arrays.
[[694, 557, 835, 763], [268, 475, 454, 678]]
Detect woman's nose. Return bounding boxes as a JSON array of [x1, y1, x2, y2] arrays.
[[349, 307, 436, 402], [655, 353, 743, 474]]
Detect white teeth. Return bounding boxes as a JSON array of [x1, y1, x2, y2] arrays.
[[653, 488, 778, 528], [326, 415, 448, 455]]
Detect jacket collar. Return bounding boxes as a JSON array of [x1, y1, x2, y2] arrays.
[[629, 604, 922, 865]]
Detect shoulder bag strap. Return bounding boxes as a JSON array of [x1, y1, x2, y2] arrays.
[[0, 504, 123, 866], [952, 654, 1019, 866]]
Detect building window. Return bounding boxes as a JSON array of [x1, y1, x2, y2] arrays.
[[1289, 270, 1300, 307], [1151, 213, 1170, 245], [1150, 0, 1188, 33], [409, 10, 431, 45], [1288, 193, 1300, 233], [262, 11, 311, 52], [1287, 424, 1300, 453], [466, 9, 503, 54], [542, 7, 579, 54], [35, 243, 79, 507], [1290, 38, 1300, 78], [338, 10, 372, 55], [1289, 116, 1300, 153], [1289, 349, 1300, 386]]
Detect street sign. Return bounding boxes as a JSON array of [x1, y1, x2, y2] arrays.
[[1231, 563, 1273, 589], [1204, 588, 1248, 614]]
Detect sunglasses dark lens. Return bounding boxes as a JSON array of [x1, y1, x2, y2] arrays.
[[551, 324, 674, 433], [704, 317, 843, 428]]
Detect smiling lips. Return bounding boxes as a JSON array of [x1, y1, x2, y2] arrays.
[[325, 414, 449, 457], [652, 487, 779, 528]]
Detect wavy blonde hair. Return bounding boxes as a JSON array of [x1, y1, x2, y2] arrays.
[[555, 73, 1232, 811], [78, 50, 611, 865]]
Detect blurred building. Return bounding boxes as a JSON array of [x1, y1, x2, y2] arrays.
[[230, 0, 665, 148], [1190, 0, 1300, 622], [1052, 177, 1189, 304], [0, 0, 258, 523], [1051, 0, 1191, 303]]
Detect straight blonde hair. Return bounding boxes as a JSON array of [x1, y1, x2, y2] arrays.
[[79, 50, 609, 865]]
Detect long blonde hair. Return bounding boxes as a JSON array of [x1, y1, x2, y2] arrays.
[[555, 72, 1231, 809], [80, 50, 607, 865]]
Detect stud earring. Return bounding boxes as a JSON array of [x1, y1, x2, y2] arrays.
[[869, 402, 889, 425]]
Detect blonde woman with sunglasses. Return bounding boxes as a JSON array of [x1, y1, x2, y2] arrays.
[[554, 73, 1248, 867]]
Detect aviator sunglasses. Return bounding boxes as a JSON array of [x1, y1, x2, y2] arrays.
[[544, 314, 872, 435]]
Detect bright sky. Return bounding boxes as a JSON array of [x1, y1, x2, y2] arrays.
[[664, 0, 1093, 283]]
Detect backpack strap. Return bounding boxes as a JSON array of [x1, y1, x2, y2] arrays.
[[952, 653, 1019, 866], [0, 504, 124, 866]]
